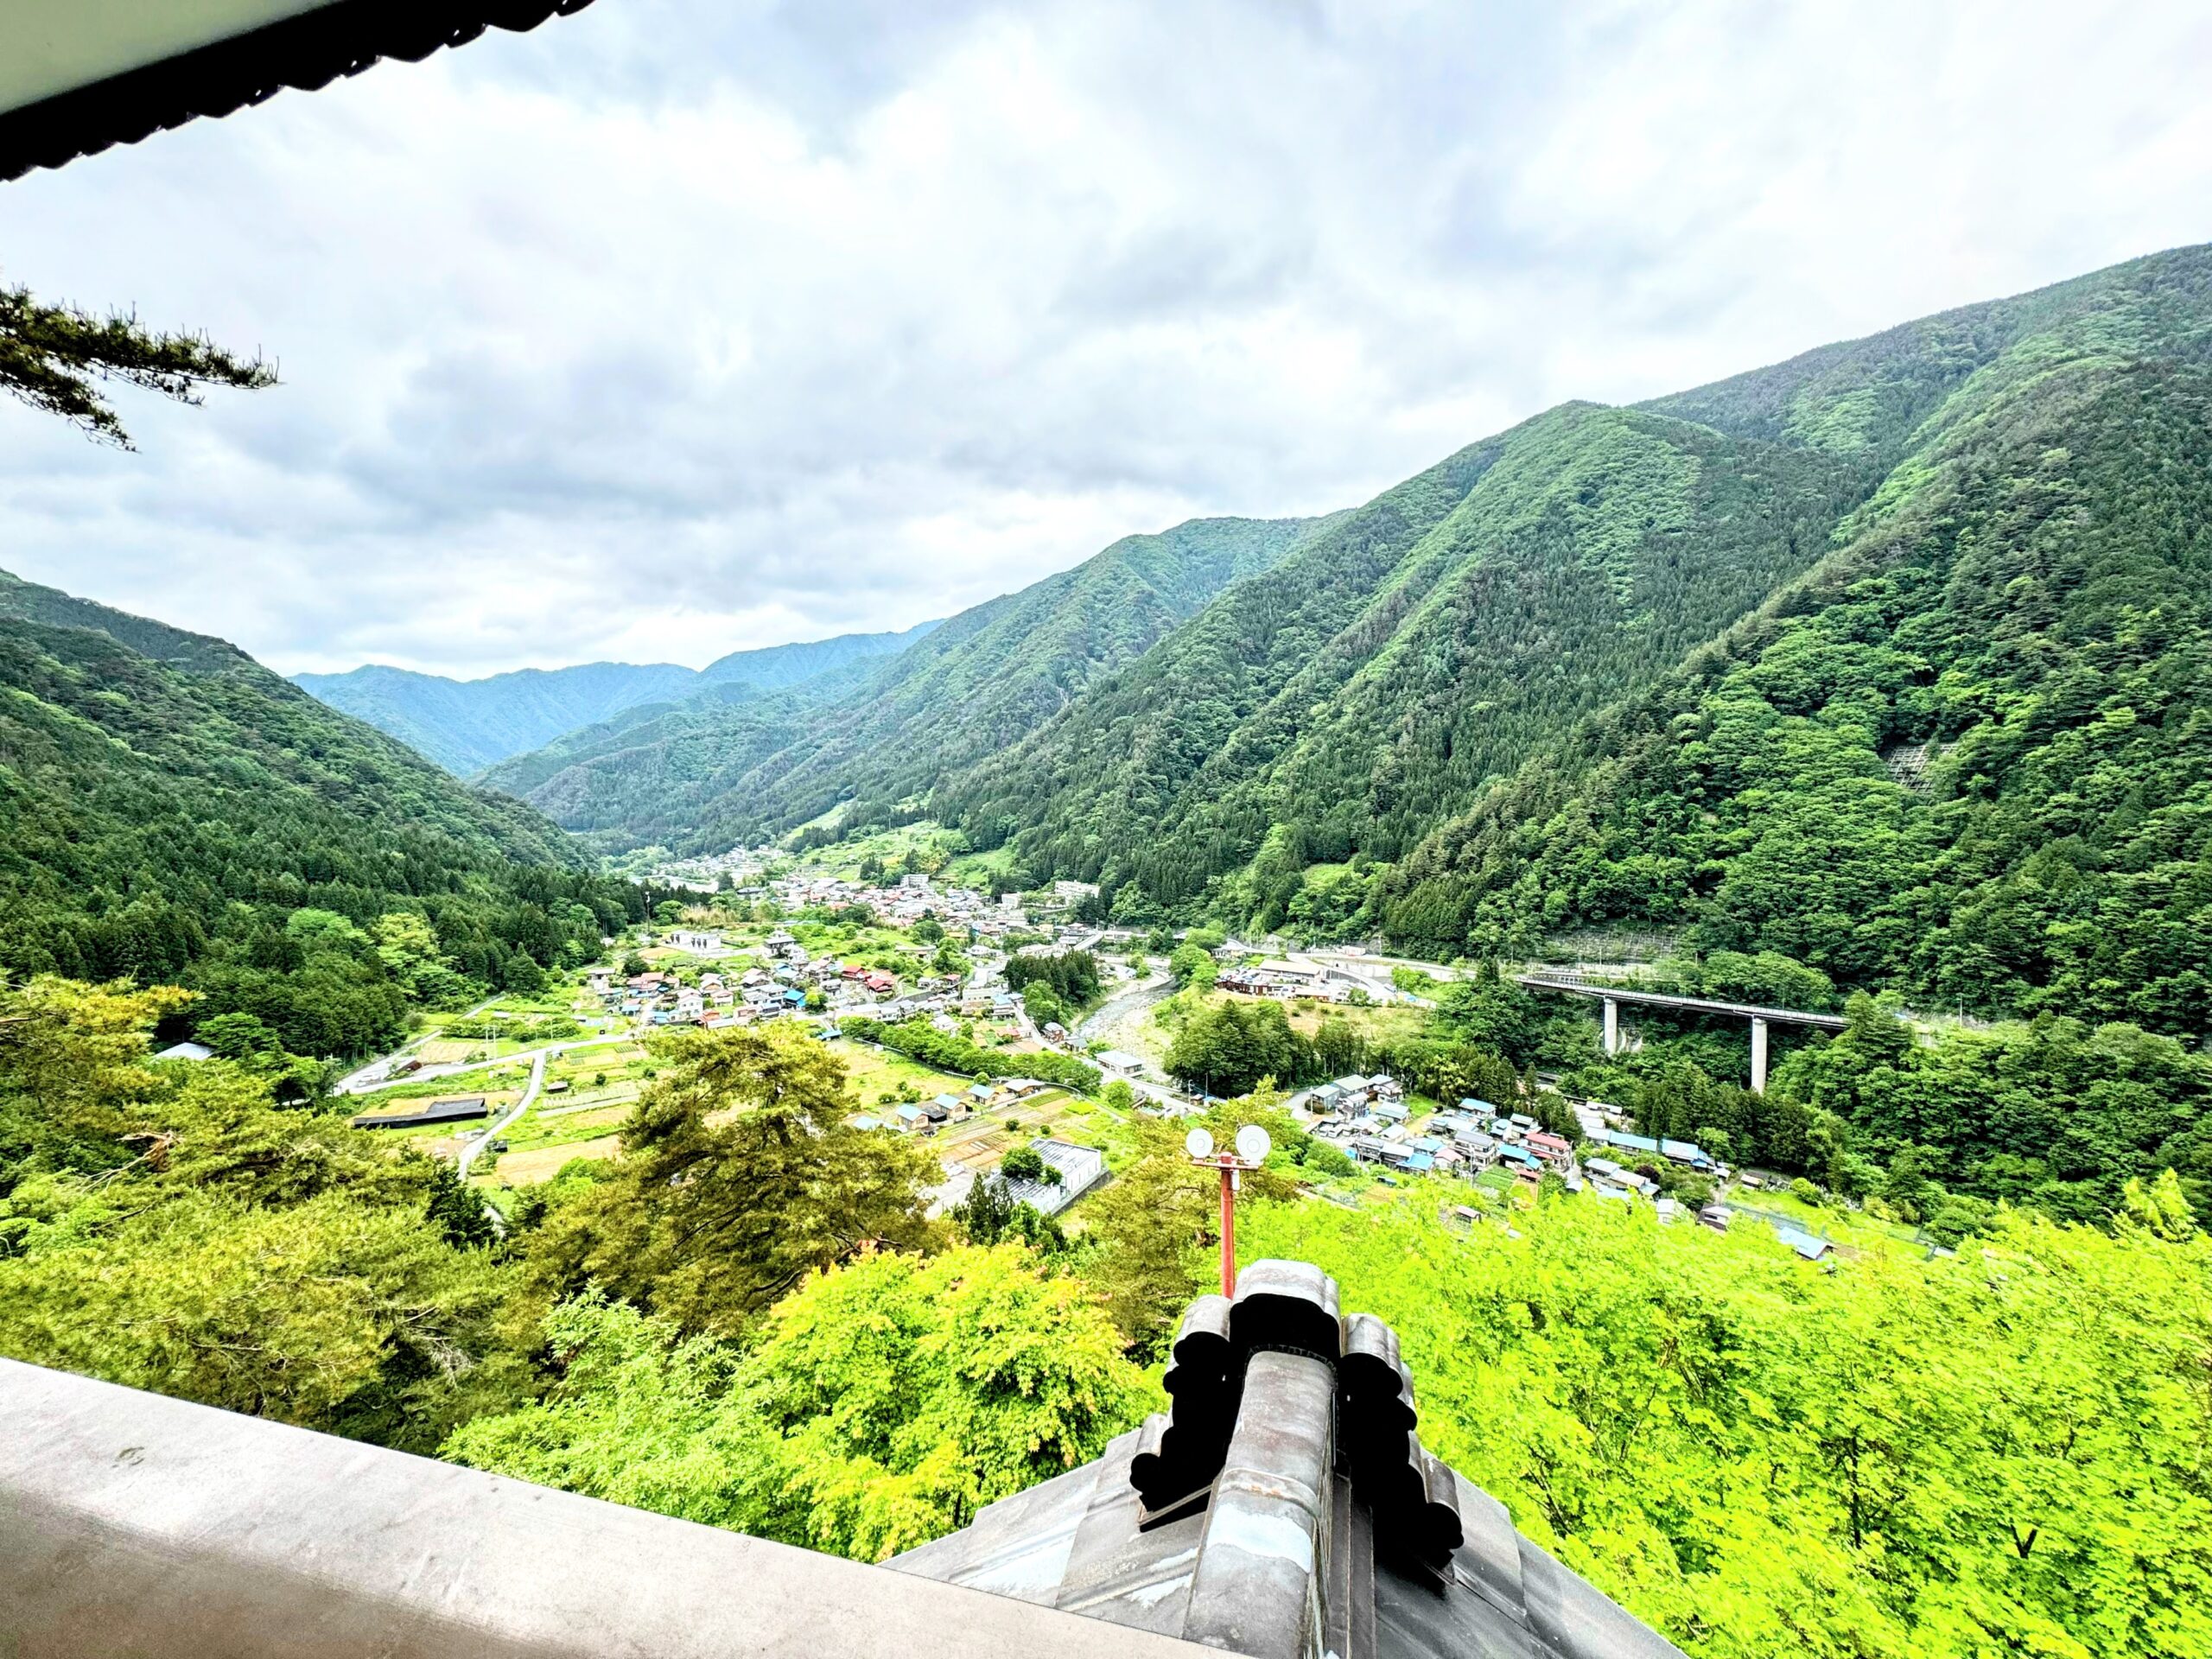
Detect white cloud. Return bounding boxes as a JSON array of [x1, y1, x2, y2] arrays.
[[1, 0, 2207, 676]]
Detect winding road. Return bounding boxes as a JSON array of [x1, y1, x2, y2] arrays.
[[456, 1048, 547, 1179]]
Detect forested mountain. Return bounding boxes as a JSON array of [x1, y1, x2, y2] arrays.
[[926, 245, 2212, 1033], [0, 569, 642, 1055], [483, 515, 1322, 849], [296, 619, 938, 774], [935, 406, 1859, 918]]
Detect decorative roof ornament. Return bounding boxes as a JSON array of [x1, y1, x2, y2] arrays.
[[895, 1259, 1688, 1659]]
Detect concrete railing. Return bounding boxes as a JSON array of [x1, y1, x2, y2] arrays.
[[0, 1357, 1206, 1659]]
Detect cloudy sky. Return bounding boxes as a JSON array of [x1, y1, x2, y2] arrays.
[[4, 0, 2209, 678]]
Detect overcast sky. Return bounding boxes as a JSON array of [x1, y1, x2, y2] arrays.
[[3, 0, 2209, 678]]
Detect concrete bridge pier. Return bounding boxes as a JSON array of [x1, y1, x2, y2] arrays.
[[1602, 997, 1620, 1057], [1750, 1016, 1769, 1094]]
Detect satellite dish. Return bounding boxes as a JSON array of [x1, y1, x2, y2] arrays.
[[1185, 1127, 1215, 1160], [1235, 1124, 1272, 1165]]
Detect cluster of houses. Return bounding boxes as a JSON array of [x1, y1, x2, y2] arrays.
[[1315, 1089, 1580, 1187], [588, 945, 925, 1031], [1295, 1075, 1753, 1220], [639, 845, 784, 893], [850, 1077, 1059, 1137], [1217, 955, 1388, 1006], [752, 872, 1034, 940]]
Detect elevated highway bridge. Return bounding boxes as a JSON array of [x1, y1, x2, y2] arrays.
[[1516, 974, 1851, 1092]]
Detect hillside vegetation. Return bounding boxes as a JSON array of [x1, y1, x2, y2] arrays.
[[298, 620, 936, 775], [1378, 250, 2212, 1032], [925, 245, 2210, 1033], [0, 570, 642, 1055], [937, 404, 1859, 914]]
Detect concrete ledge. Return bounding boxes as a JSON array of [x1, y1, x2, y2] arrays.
[[0, 1357, 1205, 1658]]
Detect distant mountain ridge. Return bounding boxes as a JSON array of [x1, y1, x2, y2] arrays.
[[296, 620, 939, 774], [479, 515, 1326, 848]]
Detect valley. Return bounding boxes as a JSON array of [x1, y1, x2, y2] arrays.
[[2, 245, 2208, 1659]]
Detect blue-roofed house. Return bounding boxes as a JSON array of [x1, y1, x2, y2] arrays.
[[1592, 1128, 1662, 1156], [1777, 1230, 1834, 1261]]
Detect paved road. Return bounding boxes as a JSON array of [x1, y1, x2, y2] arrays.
[[331, 996, 508, 1095], [340, 1031, 632, 1097], [457, 1048, 548, 1179]]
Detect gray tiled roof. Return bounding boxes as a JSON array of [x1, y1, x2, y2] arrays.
[[891, 1259, 1683, 1659], [1000, 1140, 1107, 1216]]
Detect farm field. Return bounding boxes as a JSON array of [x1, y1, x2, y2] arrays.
[[463, 1040, 657, 1188], [488, 1134, 623, 1185], [923, 1087, 1094, 1176], [832, 1040, 983, 1107], [1282, 999, 1431, 1045]]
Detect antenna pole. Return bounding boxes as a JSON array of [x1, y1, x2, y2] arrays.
[[1219, 1162, 1236, 1297]]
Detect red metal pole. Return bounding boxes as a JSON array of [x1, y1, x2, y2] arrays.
[[1219, 1162, 1236, 1297]]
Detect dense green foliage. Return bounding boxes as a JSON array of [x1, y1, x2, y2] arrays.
[[0, 571, 645, 1054], [484, 516, 1319, 850], [837, 1016, 1103, 1095], [444, 1248, 1152, 1561], [1381, 249, 2212, 1033], [1163, 997, 1313, 1095], [1770, 998, 2212, 1227], [1238, 1186, 2212, 1659], [941, 407, 1856, 925], [0, 979, 524, 1452], [1001, 948, 1102, 1006]]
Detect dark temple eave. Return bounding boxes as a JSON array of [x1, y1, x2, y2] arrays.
[[0, 0, 601, 183]]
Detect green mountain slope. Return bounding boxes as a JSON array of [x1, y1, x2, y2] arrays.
[[296, 620, 938, 775], [1380, 249, 2212, 1032], [936, 245, 2212, 1035], [0, 569, 639, 1054], [485, 515, 1321, 850], [936, 406, 1859, 918]]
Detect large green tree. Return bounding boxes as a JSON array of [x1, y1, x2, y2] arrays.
[[521, 1026, 941, 1336]]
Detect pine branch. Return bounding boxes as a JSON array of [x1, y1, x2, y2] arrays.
[[0, 281, 277, 448]]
